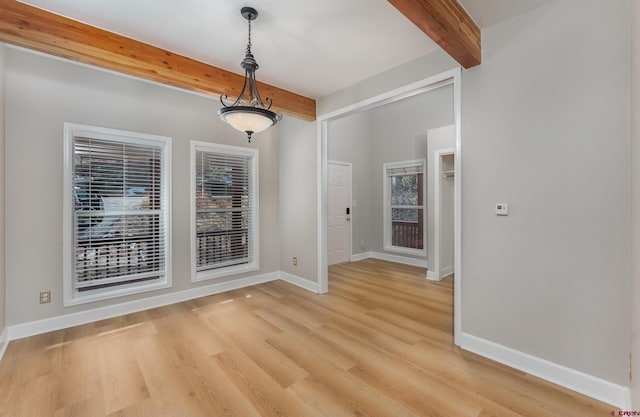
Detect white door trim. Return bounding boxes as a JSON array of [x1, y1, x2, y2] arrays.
[[430, 148, 455, 281], [328, 160, 353, 264], [317, 67, 463, 345]]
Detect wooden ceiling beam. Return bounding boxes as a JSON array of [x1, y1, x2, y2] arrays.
[[387, 0, 481, 68], [0, 0, 316, 121]]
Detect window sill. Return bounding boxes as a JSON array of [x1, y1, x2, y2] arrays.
[[193, 262, 259, 283], [64, 276, 172, 307], [383, 245, 426, 257]]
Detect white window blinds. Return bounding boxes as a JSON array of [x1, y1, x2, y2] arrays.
[[387, 165, 424, 177], [193, 143, 258, 278], [69, 128, 170, 299]]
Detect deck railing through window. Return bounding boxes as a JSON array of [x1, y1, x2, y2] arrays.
[[74, 234, 161, 290], [196, 228, 249, 270], [391, 221, 422, 249]]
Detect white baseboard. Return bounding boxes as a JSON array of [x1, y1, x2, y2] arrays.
[[426, 270, 439, 280], [460, 332, 631, 409], [0, 327, 8, 362], [8, 272, 279, 341], [4, 273, 629, 410], [427, 266, 454, 281], [349, 251, 428, 269], [350, 252, 371, 262], [279, 271, 320, 293], [440, 265, 454, 277], [369, 251, 428, 268]]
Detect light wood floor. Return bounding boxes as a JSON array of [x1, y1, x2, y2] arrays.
[[0, 259, 614, 417]]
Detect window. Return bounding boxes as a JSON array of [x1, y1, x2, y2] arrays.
[[383, 160, 426, 256], [63, 123, 171, 305], [191, 142, 258, 281]]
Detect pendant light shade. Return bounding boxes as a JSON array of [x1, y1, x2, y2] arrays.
[[219, 106, 278, 136], [218, 7, 281, 142]]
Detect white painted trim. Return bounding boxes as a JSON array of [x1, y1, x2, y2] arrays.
[[369, 251, 428, 268], [426, 270, 438, 281], [382, 158, 427, 257], [328, 161, 353, 265], [62, 123, 173, 306], [317, 67, 462, 347], [279, 271, 321, 293], [440, 265, 454, 278], [382, 159, 427, 258], [7, 272, 279, 341], [2, 271, 326, 343], [337, 251, 426, 269], [189, 141, 260, 282], [460, 332, 631, 409], [432, 147, 456, 282], [350, 252, 371, 262], [317, 72, 456, 123], [453, 67, 462, 346], [382, 245, 425, 257], [317, 120, 329, 294], [0, 328, 8, 362]]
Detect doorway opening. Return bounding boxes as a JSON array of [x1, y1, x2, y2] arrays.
[[317, 68, 462, 345], [429, 148, 455, 281]]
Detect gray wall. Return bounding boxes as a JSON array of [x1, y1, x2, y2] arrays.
[[278, 117, 317, 282], [369, 88, 453, 258], [314, 0, 632, 385], [4, 48, 281, 325], [327, 87, 453, 260], [0, 44, 5, 332], [318, 50, 457, 116], [462, 0, 630, 385], [631, 0, 640, 407]]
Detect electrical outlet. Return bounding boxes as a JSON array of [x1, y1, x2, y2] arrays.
[[293, 257, 298, 266], [39, 290, 51, 304]]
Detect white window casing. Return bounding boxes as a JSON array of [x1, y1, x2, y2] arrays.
[[383, 159, 427, 257], [63, 123, 172, 306], [190, 141, 259, 282]]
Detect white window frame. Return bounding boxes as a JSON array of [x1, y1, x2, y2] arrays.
[[190, 141, 259, 282], [63, 123, 172, 306], [383, 159, 427, 257]]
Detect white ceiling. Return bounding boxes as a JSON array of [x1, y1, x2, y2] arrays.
[[19, 0, 551, 99]]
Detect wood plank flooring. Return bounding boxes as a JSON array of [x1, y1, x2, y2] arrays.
[[0, 259, 615, 416]]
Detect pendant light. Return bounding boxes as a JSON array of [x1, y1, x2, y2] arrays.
[[218, 7, 281, 142]]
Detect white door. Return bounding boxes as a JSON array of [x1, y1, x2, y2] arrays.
[[328, 162, 351, 265]]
